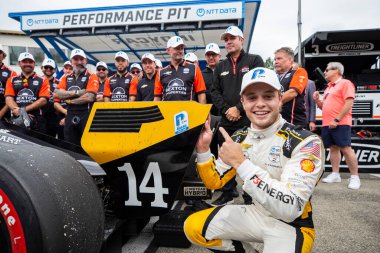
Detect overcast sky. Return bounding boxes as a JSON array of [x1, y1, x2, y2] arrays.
[[1, 0, 380, 60]]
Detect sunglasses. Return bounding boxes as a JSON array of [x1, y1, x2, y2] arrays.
[[131, 70, 141, 74], [324, 68, 336, 72], [43, 66, 54, 70], [97, 68, 107, 72]]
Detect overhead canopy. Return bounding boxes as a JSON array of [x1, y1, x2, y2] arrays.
[[298, 29, 380, 78], [9, 0, 261, 70]]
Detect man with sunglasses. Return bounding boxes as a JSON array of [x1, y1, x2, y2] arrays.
[[54, 48, 99, 145], [130, 63, 143, 80], [95, 61, 109, 102], [103, 51, 138, 102], [210, 26, 264, 206], [41, 58, 60, 137], [129, 53, 157, 101], [0, 45, 17, 121], [5, 52, 50, 132], [154, 36, 206, 103], [313, 62, 360, 190]]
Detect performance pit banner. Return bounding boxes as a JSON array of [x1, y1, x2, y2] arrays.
[[21, 1, 243, 30]]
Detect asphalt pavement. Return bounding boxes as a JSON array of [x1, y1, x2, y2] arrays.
[[154, 173, 380, 253]]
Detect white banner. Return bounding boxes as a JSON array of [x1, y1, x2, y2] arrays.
[[21, 2, 243, 30]]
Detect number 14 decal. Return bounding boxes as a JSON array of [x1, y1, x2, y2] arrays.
[[118, 162, 169, 208]]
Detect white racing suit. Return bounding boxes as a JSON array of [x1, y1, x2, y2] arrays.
[[184, 117, 325, 253]]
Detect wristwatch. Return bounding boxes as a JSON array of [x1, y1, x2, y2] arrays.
[[334, 118, 340, 123]]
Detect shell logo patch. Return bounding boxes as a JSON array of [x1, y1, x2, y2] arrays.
[[300, 159, 315, 173]]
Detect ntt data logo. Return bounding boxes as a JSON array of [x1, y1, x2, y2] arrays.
[[196, 7, 237, 17], [27, 19, 34, 26], [196, 8, 206, 17]]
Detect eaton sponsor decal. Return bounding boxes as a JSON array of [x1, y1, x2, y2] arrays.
[[174, 111, 189, 135], [326, 42, 374, 53], [184, 187, 208, 197], [0, 189, 27, 253], [325, 143, 380, 169]]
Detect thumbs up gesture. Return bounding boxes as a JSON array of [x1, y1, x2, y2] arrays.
[[218, 127, 246, 169]]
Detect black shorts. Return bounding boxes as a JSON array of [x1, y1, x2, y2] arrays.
[[322, 125, 351, 147]]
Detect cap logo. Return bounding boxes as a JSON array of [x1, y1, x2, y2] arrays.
[[251, 69, 265, 80], [226, 27, 232, 32]]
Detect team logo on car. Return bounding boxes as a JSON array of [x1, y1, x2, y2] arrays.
[[174, 111, 189, 135], [300, 159, 315, 173]]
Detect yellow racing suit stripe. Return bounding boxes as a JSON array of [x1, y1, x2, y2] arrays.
[[196, 157, 237, 190], [184, 207, 223, 247]]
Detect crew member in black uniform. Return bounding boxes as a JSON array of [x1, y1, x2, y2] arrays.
[[54, 48, 99, 145], [0, 45, 17, 120], [274, 47, 308, 128], [95, 61, 109, 102], [5, 52, 50, 132], [211, 26, 264, 206], [130, 53, 157, 101], [41, 58, 59, 137], [103, 51, 138, 102], [154, 36, 206, 103]]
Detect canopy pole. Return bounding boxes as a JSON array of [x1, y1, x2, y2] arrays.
[[297, 0, 302, 65]]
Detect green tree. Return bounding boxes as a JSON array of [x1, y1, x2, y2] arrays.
[[264, 57, 274, 70]]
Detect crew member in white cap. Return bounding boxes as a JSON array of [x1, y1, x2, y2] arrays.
[[62, 61, 73, 76], [0, 45, 17, 120], [5, 52, 50, 132], [103, 51, 138, 102], [154, 59, 163, 70], [210, 26, 265, 206], [154, 36, 206, 103], [130, 53, 157, 101], [184, 67, 324, 253], [95, 61, 109, 102], [54, 48, 99, 145], [202, 43, 221, 115], [41, 58, 60, 137], [184, 52, 198, 64], [130, 63, 143, 80]]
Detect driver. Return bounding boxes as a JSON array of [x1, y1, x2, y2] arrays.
[[184, 67, 324, 253]]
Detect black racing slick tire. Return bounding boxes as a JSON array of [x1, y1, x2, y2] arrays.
[[0, 137, 104, 253]]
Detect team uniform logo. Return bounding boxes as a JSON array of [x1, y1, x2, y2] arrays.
[[165, 78, 186, 97], [112, 87, 128, 101], [269, 146, 281, 163], [16, 88, 36, 104], [300, 159, 315, 173]]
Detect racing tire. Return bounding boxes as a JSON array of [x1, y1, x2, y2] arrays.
[[0, 144, 104, 253]]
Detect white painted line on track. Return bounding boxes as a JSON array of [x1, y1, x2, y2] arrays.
[[122, 216, 159, 253]]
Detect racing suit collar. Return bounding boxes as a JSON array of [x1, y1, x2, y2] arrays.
[[247, 116, 285, 140]]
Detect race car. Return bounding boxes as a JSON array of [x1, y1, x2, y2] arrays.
[[0, 101, 211, 253]]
